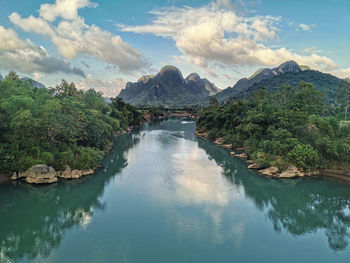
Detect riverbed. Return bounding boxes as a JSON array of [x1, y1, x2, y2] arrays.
[[1, 118, 350, 262]]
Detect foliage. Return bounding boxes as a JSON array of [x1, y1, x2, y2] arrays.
[[197, 81, 350, 170], [0, 73, 143, 175]]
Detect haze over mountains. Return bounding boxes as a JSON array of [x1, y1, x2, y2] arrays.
[[118, 61, 343, 106]]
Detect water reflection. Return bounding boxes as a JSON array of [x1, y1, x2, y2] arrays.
[[1, 119, 350, 263], [0, 132, 140, 263], [197, 138, 350, 251]]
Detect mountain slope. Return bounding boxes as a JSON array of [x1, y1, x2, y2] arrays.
[[21, 77, 46, 89], [234, 70, 342, 103], [216, 61, 302, 102], [118, 66, 218, 106]]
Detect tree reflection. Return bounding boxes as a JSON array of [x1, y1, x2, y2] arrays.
[[197, 138, 350, 251], [0, 132, 140, 262]]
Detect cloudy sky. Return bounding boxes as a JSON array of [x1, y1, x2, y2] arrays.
[[0, 0, 349, 96]]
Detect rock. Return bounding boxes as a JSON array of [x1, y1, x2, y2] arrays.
[[248, 163, 261, 169], [259, 167, 279, 177], [58, 165, 72, 179], [195, 130, 208, 138], [23, 164, 58, 184], [222, 144, 233, 149], [58, 165, 94, 179], [235, 147, 244, 151], [278, 166, 304, 178], [246, 160, 255, 164], [10, 172, 18, 180], [236, 153, 248, 159], [214, 137, 224, 145], [230, 151, 236, 156]]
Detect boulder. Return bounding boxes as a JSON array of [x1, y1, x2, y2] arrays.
[[214, 137, 224, 145], [230, 151, 236, 156], [58, 165, 94, 179], [10, 172, 18, 180], [246, 160, 255, 164], [278, 166, 304, 178], [259, 167, 279, 177], [248, 163, 261, 169], [23, 164, 58, 184], [58, 165, 73, 179], [236, 153, 248, 159]]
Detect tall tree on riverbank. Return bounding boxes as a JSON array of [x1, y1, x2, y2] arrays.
[[336, 79, 350, 120]]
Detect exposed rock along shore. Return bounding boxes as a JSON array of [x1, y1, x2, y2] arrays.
[[10, 164, 95, 184], [195, 130, 318, 179]]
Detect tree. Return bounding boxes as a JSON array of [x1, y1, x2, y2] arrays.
[[336, 79, 350, 120]]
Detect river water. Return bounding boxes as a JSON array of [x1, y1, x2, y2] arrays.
[[1, 118, 350, 262]]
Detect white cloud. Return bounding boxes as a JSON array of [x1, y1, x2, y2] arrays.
[[0, 26, 85, 77], [303, 46, 322, 54], [9, 0, 148, 72], [299, 23, 316, 32], [332, 68, 350, 79], [75, 75, 126, 97], [119, 1, 337, 72], [39, 0, 97, 22]]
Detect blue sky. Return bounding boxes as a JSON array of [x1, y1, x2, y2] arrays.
[[0, 0, 349, 96]]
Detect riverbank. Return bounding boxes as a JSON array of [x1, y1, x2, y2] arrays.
[[195, 130, 350, 182], [143, 110, 196, 122], [5, 126, 139, 185]]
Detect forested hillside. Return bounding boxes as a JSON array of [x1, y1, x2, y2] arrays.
[[0, 71, 143, 176], [197, 80, 350, 171]]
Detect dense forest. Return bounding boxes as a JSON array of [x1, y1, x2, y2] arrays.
[[197, 80, 350, 171], [0, 71, 143, 176]]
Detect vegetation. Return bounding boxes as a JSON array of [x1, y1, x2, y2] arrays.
[[0, 72, 143, 175], [197, 81, 350, 171]]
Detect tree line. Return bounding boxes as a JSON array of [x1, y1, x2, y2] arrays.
[[197, 80, 350, 171], [0, 71, 143, 175]]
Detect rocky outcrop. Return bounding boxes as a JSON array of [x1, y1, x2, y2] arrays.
[[11, 164, 95, 184], [258, 167, 279, 177], [248, 163, 261, 169], [58, 165, 94, 179], [12, 164, 58, 184], [236, 153, 248, 159], [278, 166, 304, 178]]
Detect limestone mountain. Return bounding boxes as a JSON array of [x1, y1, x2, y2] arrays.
[[230, 70, 342, 103], [118, 66, 219, 106], [216, 61, 302, 102], [21, 77, 46, 89]]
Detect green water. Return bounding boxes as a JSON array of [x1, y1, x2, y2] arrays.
[[1, 119, 350, 263]]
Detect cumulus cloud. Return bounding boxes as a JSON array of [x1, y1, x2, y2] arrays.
[[9, 0, 148, 72], [0, 26, 85, 77], [75, 75, 126, 97], [332, 68, 350, 79], [119, 0, 337, 72]]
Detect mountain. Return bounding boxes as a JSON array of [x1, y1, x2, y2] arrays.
[[118, 66, 219, 106], [21, 77, 46, 89], [232, 70, 342, 103], [216, 61, 302, 102], [185, 73, 219, 96]]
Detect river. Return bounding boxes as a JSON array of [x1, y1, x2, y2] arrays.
[[1, 118, 350, 262]]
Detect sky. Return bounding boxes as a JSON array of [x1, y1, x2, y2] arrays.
[[0, 0, 349, 96]]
